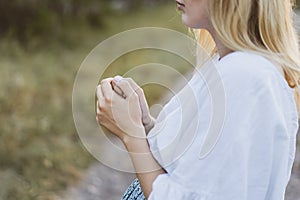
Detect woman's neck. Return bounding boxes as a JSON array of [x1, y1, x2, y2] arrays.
[[207, 27, 233, 60], [217, 46, 234, 60]]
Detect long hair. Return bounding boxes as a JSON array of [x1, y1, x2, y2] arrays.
[[195, 0, 300, 113]]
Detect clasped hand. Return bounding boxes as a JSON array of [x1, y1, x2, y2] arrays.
[[96, 77, 154, 142]]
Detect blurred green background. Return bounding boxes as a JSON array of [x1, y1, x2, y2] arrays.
[[0, 1, 189, 199], [0, 1, 299, 200]]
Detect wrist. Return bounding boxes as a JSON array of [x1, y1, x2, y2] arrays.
[[122, 127, 146, 145], [122, 134, 149, 154]]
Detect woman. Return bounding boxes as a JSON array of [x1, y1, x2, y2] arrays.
[[96, 0, 300, 199]]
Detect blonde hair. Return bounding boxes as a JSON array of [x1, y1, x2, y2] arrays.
[[194, 0, 300, 113]]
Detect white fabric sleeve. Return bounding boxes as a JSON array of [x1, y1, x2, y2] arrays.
[[148, 173, 205, 200], [205, 64, 297, 199], [212, 75, 293, 200], [147, 60, 298, 199]]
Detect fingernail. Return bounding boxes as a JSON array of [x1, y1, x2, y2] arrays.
[[113, 75, 123, 83]]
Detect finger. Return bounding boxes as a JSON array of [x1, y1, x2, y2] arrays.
[[111, 75, 125, 98], [115, 80, 136, 99], [123, 78, 139, 90], [96, 100, 101, 114], [96, 100, 99, 119], [96, 87, 105, 112], [101, 77, 114, 83], [124, 78, 150, 122], [113, 75, 123, 82], [100, 79, 114, 102], [96, 85, 104, 101], [112, 76, 142, 97], [113, 77, 151, 125], [96, 100, 108, 125], [111, 81, 126, 98], [96, 101, 102, 123], [124, 78, 146, 99]]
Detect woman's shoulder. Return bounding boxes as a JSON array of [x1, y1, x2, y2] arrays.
[[218, 51, 280, 77], [216, 51, 292, 92]]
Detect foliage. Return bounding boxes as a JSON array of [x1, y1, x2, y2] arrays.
[[0, 3, 186, 199], [0, 0, 164, 44]]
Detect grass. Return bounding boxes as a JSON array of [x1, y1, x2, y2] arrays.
[[0, 3, 190, 200]]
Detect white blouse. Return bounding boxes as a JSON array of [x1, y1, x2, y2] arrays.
[[147, 51, 299, 200]]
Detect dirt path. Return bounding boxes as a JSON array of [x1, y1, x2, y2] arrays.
[[62, 163, 134, 200]]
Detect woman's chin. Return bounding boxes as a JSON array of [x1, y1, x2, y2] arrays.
[[181, 17, 197, 29], [181, 15, 192, 27], [181, 15, 207, 29]]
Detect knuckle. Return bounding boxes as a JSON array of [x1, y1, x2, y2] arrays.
[[124, 77, 133, 82], [128, 77, 134, 83], [96, 85, 101, 92], [136, 87, 144, 94], [98, 116, 104, 122], [131, 93, 139, 99], [104, 96, 112, 103], [97, 114, 105, 123], [96, 115, 102, 122], [98, 103, 105, 111], [125, 77, 135, 85], [116, 81, 125, 87], [101, 77, 112, 83], [96, 111, 101, 117]]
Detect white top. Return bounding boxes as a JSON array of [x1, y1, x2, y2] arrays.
[[147, 51, 299, 200]]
